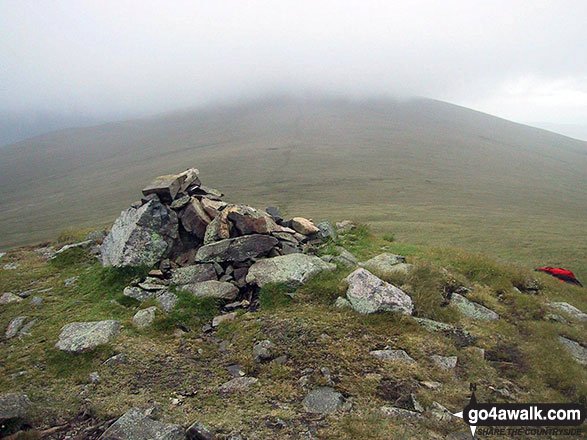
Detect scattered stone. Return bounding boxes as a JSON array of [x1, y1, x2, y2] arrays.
[[99, 407, 185, 440], [414, 317, 475, 347], [331, 247, 358, 267], [38, 287, 53, 293], [302, 387, 344, 414], [253, 340, 275, 362], [430, 355, 458, 371], [421, 381, 442, 390], [334, 296, 352, 309], [123, 286, 155, 302], [16, 289, 35, 298], [291, 217, 320, 235], [335, 220, 355, 232], [558, 336, 587, 366], [545, 312, 568, 323], [200, 198, 227, 219], [219, 377, 259, 393], [157, 291, 179, 313], [186, 421, 217, 440], [380, 406, 422, 419], [429, 401, 454, 422], [316, 221, 337, 241], [549, 302, 587, 322], [212, 312, 237, 327], [52, 240, 93, 258], [0, 292, 23, 304], [0, 393, 30, 421], [274, 354, 288, 364], [343, 268, 414, 315], [196, 234, 278, 263], [359, 253, 412, 278], [64, 276, 79, 287], [5, 316, 27, 339], [30, 296, 43, 306], [170, 264, 217, 285], [3, 262, 19, 270], [133, 307, 157, 329], [101, 200, 178, 267], [180, 198, 212, 240], [451, 293, 499, 321], [227, 364, 246, 378], [103, 353, 128, 366], [89, 372, 102, 383], [225, 300, 248, 311], [138, 278, 168, 291], [55, 320, 121, 353], [18, 319, 36, 337], [0, 252, 5, 259], [184, 280, 239, 300], [370, 349, 416, 363], [246, 253, 335, 288]]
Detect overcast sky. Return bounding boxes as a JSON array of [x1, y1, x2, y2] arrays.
[[1, 0, 586, 130]]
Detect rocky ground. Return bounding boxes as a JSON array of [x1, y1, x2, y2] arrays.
[[1, 170, 585, 439]]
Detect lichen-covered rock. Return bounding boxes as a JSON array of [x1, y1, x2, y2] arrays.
[[344, 268, 413, 315], [101, 200, 178, 267], [549, 302, 587, 322], [196, 234, 278, 263], [157, 291, 178, 313], [183, 280, 239, 300], [5, 316, 27, 339], [253, 340, 275, 363], [316, 221, 337, 241], [430, 355, 458, 370], [170, 264, 217, 285], [558, 336, 587, 366], [370, 349, 416, 363], [133, 307, 157, 329], [451, 293, 499, 321], [0, 292, 23, 304], [302, 387, 344, 414], [359, 253, 412, 277], [414, 317, 475, 347], [0, 393, 30, 422], [246, 253, 335, 288], [331, 247, 358, 267], [99, 407, 185, 440], [55, 320, 120, 353]]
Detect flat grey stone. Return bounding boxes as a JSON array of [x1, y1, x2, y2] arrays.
[[316, 221, 337, 241], [16, 289, 35, 298], [99, 407, 185, 440], [344, 268, 413, 315], [559, 336, 587, 365], [414, 317, 475, 347], [197, 234, 278, 263], [359, 253, 410, 277], [549, 302, 587, 322], [370, 349, 416, 363], [451, 293, 499, 321], [302, 387, 344, 414], [64, 276, 79, 287], [246, 253, 335, 288], [18, 319, 36, 337], [123, 286, 155, 302], [133, 307, 157, 329], [183, 280, 239, 300], [331, 247, 358, 267], [55, 320, 120, 353], [0, 393, 30, 421], [170, 264, 217, 285]]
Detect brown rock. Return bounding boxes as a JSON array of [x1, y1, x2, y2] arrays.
[[142, 174, 183, 203], [180, 198, 212, 239], [291, 217, 320, 235]]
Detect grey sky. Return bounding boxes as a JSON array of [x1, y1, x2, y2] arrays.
[[1, 0, 586, 128]]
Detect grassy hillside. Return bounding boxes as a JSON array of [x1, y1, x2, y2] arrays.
[[1, 226, 585, 439], [1, 97, 585, 279]]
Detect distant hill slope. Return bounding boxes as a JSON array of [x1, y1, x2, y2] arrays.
[[1, 97, 585, 278]]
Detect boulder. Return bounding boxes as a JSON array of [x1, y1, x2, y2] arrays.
[[99, 407, 185, 440], [5, 316, 27, 339], [55, 320, 121, 353], [180, 198, 212, 239], [101, 200, 178, 267], [343, 268, 414, 315], [291, 217, 319, 235], [316, 221, 337, 241], [370, 349, 416, 363], [133, 307, 157, 329], [246, 253, 336, 288], [451, 293, 499, 321], [142, 174, 184, 203], [170, 264, 217, 285], [196, 234, 278, 263], [549, 302, 587, 322], [0, 292, 23, 304], [359, 253, 412, 278], [302, 387, 344, 414], [0, 393, 30, 422], [558, 336, 587, 366], [183, 280, 239, 300]]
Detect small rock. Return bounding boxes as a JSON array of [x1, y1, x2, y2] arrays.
[[334, 296, 352, 309], [291, 217, 320, 235], [430, 355, 458, 371], [0, 292, 23, 304], [420, 381, 442, 390], [360, 253, 411, 278], [133, 307, 157, 329], [212, 312, 237, 327], [0, 393, 30, 421], [18, 319, 36, 337], [227, 364, 246, 378], [123, 286, 155, 302], [335, 220, 355, 232], [380, 406, 422, 419], [52, 240, 93, 258], [157, 291, 179, 313], [451, 293, 499, 321], [5, 316, 27, 339], [316, 221, 337, 241], [273, 355, 288, 364], [186, 421, 216, 440], [16, 289, 35, 298], [302, 387, 344, 414], [332, 247, 358, 267], [429, 401, 453, 422], [253, 340, 275, 362], [218, 377, 259, 393], [99, 407, 185, 440], [370, 349, 416, 363], [246, 253, 335, 288], [64, 276, 79, 287], [89, 372, 102, 383], [55, 321, 121, 353], [0, 252, 5, 259], [414, 317, 476, 347], [30, 296, 43, 306]]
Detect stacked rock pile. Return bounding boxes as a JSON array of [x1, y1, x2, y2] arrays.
[[99, 168, 339, 313]]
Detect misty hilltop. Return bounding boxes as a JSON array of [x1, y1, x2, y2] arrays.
[[0, 96, 585, 279]]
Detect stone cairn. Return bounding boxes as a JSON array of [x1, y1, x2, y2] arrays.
[[99, 168, 339, 315]]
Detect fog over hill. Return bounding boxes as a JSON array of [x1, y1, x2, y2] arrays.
[[1, 96, 585, 277]]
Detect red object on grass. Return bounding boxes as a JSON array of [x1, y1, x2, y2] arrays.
[[536, 267, 583, 287]]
